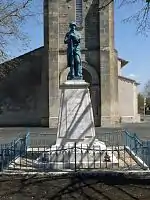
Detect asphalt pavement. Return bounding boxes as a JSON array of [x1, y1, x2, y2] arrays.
[[0, 121, 150, 145]]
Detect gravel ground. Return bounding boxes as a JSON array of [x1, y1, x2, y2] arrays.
[[0, 173, 150, 200]]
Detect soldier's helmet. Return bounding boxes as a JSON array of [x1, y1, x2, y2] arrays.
[[69, 21, 77, 28]]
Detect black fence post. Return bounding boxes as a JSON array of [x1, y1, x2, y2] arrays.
[[74, 142, 76, 172]]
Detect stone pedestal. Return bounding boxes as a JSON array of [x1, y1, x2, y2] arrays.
[[35, 81, 119, 170], [56, 80, 98, 146]]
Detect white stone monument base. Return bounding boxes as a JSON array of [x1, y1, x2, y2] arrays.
[[51, 80, 106, 152], [55, 80, 97, 145], [35, 144, 118, 170], [35, 80, 119, 170]]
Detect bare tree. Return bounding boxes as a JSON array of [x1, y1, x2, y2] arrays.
[[143, 79, 150, 97], [138, 93, 144, 113], [0, 0, 42, 80], [0, 0, 41, 63], [119, 0, 150, 35], [99, 0, 150, 35]]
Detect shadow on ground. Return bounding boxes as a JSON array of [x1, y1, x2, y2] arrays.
[[0, 173, 150, 200]]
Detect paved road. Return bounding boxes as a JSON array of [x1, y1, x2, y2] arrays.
[[96, 122, 150, 140], [0, 121, 150, 145], [122, 122, 150, 140], [0, 127, 56, 145]]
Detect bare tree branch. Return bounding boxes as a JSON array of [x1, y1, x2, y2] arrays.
[[117, 0, 139, 8], [99, 0, 150, 35], [116, 0, 150, 35], [122, 4, 150, 34], [0, 0, 42, 64], [99, 0, 114, 10], [143, 80, 150, 97], [0, 0, 32, 23], [0, 0, 43, 80]]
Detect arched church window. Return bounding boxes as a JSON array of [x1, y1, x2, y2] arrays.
[[76, 0, 83, 27]]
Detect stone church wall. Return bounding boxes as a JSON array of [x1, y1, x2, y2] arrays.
[[0, 47, 44, 126]]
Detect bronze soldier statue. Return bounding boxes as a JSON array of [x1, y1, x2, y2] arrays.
[[64, 22, 83, 80]]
